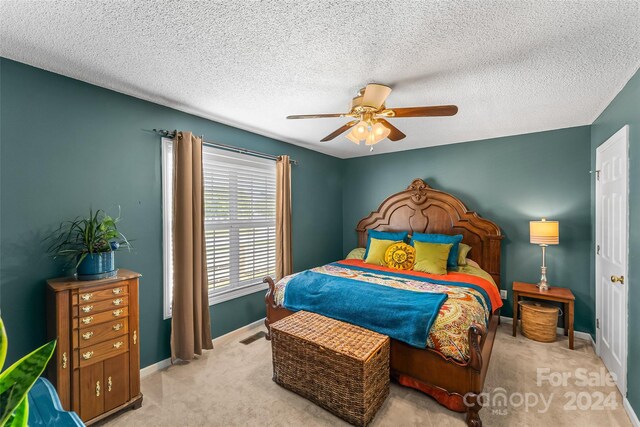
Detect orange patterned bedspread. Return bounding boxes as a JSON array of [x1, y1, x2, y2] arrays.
[[274, 259, 502, 362]]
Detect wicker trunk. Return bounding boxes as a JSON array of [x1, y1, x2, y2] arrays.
[[270, 311, 390, 427]]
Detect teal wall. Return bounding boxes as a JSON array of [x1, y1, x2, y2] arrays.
[[591, 68, 640, 416], [0, 58, 343, 368], [342, 126, 593, 333]]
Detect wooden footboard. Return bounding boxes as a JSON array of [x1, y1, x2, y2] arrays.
[[263, 276, 292, 340], [263, 276, 498, 427]]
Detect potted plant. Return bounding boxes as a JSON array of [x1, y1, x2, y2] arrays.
[[0, 318, 56, 426], [47, 208, 131, 280]]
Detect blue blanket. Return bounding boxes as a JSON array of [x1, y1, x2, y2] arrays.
[[283, 270, 448, 348]]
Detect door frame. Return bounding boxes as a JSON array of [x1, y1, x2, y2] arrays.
[[595, 124, 629, 396]]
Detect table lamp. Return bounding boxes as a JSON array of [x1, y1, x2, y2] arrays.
[[529, 218, 559, 291]]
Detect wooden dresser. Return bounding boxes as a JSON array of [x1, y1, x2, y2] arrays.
[[46, 269, 143, 424]]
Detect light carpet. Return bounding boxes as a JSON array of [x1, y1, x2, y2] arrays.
[[100, 323, 632, 426]]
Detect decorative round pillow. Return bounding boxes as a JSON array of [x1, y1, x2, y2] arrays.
[[384, 242, 416, 270]]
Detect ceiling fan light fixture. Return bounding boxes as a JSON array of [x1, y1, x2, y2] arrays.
[[373, 122, 391, 139], [354, 120, 369, 136], [363, 121, 390, 145], [346, 130, 361, 145]]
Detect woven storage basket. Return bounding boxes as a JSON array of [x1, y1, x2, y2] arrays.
[[270, 311, 390, 427], [519, 300, 560, 343]]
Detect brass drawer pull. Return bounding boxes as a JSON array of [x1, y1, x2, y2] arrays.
[[133, 330, 137, 345], [112, 298, 123, 306], [113, 323, 123, 331], [81, 316, 93, 325], [108, 376, 112, 392], [112, 288, 122, 295], [82, 351, 94, 360], [62, 352, 68, 369], [82, 331, 94, 340], [81, 293, 93, 301], [113, 341, 124, 349], [82, 305, 93, 313], [96, 380, 100, 397], [112, 309, 123, 317]]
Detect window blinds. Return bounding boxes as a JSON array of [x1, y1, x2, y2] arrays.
[[202, 147, 277, 297]]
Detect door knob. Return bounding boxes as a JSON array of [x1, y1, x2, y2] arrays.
[[610, 275, 624, 284]]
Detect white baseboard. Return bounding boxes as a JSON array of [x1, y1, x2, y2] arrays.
[[211, 318, 265, 346], [499, 316, 595, 349], [140, 357, 172, 378], [625, 398, 640, 427], [140, 317, 265, 378]]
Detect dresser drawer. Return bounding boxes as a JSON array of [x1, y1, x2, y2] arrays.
[[75, 296, 128, 318], [76, 283, 129, 305], [74, 319, 129, 349], [76, 307, 129, 329], [77, 335, 129, 368]]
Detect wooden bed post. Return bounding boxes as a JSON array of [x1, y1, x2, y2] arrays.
[[465, 324, 486, 427], [467, 324, 485, 372], [263, 276, 293, 341], [263, 276, 276, 340]]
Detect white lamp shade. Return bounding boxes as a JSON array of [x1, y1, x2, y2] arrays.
[[530, 219, 559, 245]]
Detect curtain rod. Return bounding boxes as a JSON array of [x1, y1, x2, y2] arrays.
[[153, 129, 298, 165]]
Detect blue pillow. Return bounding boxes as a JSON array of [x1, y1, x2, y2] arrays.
[[364, 230, 409, 259], [410, 233, 463, 270]]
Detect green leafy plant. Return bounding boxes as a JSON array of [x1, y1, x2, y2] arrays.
[[0, 318, 56, 427], [47, 208, 131, 268]]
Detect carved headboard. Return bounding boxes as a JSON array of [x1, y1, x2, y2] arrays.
[[356, 179, 503, 287]]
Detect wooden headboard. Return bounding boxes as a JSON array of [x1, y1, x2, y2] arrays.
[[356, 178, 504, 287]]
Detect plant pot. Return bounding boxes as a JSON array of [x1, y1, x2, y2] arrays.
[[77, 252, 115, 278]]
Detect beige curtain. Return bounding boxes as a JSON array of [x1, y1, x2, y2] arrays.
[[171, 131, 213, 361], [276, 156, 292, 280]]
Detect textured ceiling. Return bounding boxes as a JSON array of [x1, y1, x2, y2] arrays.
[[1, 1, 639, 158]]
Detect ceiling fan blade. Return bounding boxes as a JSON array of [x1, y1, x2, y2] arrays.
[[320, 120, 358, 142], [286, 113, 347, 119], [361, 84, 392, 109], [378, 119, 406, 141], [383, 105, 458, 118]]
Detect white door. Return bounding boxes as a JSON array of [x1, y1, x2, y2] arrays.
[[595, 125, 628, 395]]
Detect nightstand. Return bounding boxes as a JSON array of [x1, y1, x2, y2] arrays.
[[512, 282, 575, 349]]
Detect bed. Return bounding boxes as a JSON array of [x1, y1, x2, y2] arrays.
[[264, 179, 503, 427]]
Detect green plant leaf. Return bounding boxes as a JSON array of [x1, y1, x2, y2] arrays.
[[47, 207, 132, 262], [0, 318, 7, 373], [4, 396, 28, 427], [0, 340, 56, 426], [0, 383, 19, 424]]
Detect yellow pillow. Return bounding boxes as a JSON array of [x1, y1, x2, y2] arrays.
[[457, 243, 472, 265], [413, 242, 453, 275], [346, 247, 366, 260], [364, 238, 399, 266], [384, 242, 416, 270]]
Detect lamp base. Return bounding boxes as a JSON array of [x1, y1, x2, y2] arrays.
[[537, 266, 550, 291], [537, 282, 550, 291]]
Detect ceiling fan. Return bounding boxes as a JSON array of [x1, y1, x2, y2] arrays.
[[286, 83, 458, 146]]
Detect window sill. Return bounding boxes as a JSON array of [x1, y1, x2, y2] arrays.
[[163, 281, 270, 319], [209, 281, 269, 305]]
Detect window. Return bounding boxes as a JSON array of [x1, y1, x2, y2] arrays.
[[162, 138, 276, 318]]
